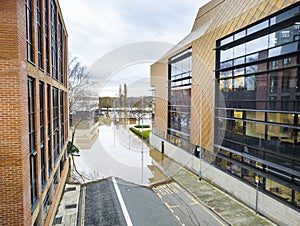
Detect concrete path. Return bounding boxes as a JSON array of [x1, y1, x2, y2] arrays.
[[157, 157, 276, 226]]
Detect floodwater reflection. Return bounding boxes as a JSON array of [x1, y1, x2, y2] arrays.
[[73, 124, 169, 186]]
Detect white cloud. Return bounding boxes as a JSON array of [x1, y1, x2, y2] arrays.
[[60, 0, 211, 96]]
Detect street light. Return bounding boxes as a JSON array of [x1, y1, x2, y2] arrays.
[[255, 175, 259, 214]]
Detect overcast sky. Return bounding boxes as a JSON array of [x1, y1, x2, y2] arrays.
[[60, 0, 211, 96]]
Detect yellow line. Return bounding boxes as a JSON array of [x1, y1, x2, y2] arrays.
[[173, 183, 182, 190], [188, 198, 200, 206], [165, 202, 180, 209]]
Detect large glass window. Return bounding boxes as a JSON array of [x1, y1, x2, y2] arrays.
[[47, 85, 52, 175], [40, 82, 46, 189], [26, 0, 33, 62], [60, 90, 65, 150], [37, 0, 43, 69], [58, 18, 63, 83], [216, 2, 300, 209], [51, 0, 57, 79], [45, 0, 50, 73], [168, 49, 192, 150], [53, 87, 59, 162], [28, 77, 37, 208]]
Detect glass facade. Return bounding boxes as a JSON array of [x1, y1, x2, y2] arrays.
[[215, 3, 300, 208], [167, 48, 193, 152]]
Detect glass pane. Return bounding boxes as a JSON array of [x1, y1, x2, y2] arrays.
[[234, 43, 246, 58], [269, 42, 298, 57], [266, 179, 292, 203], [246, 121, 264, 139], [234, 57, 245, 66], [234, 110, 243, 119], [234, 30, 246, 40], [246, 35, 268, 55], [245, 75, 255, 91], [270, 6, 300, 25], [233, 76, 245, 90], [267, 113, 294, 125], [233, 68, 244, 76], [221, 48, 234, 62], [247, 20, 268, 35], [221, 35, 233, 46], [246, 111, 264, 121]]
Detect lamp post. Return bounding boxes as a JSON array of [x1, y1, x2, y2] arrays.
[[255, 175, 259, 214]]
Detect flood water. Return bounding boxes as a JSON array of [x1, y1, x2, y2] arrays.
[[72, 123, 169, 186]]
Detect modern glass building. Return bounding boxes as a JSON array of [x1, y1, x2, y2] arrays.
[[215, 2, 300, 209], [150, 0, 300, 224]]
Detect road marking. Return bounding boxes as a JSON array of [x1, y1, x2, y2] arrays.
[[112, 177, 133, 226], [164, 202, 180, 209], [189, 198, 200, 206]]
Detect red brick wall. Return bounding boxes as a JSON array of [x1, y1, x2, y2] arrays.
[[0, 0, 31, 225], [0, 0, 69, 225]]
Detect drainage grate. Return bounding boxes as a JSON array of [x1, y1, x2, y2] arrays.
[[65, 187, 76, 192], [65, 204, 77, 209], [53, 217, 62, 224]]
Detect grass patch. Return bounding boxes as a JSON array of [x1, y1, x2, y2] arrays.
[[134, 125, 150, 129], [130, 127, 151, 140]]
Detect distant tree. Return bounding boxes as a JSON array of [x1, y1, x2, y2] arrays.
[[68, 56, 91, 115]]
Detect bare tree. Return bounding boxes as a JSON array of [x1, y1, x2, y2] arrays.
[[68, 56, 91, 115]]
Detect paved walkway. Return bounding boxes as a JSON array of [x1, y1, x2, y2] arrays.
[[53, 184, 81, 226], [155, 155, 276, 226]]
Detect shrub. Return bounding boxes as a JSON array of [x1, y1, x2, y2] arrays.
[[134, 125, 150, 129], [130, 127, 151, 140]]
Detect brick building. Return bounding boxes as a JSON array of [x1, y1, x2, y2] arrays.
[[0, 0, 69, 225], [151, 0, 300, 224]]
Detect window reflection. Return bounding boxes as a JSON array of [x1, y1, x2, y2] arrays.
[[217, 3, 300, 209]]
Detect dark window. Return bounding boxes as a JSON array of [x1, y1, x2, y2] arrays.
[[282, 70, 291, 93], [58, 19, 63, 83], [47, 84, 52, 175], [40, 82, 46, 188], [45, 0, 50, 73], [270, 73, 278, 93], [60, 90, 64, 149], [37, 0, 43, 69], [28, 77, 37, 207], [26, 0, 33, 62], [51, 0, 57, 79], [53, 87, 59, 162]]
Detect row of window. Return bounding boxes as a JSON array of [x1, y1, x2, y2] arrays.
[[28, 77, 67, 210], [26, 0, 66, 84], [214, 152, 300, 207], [215, 2, 300, 209], [168, 49, 192, 145]]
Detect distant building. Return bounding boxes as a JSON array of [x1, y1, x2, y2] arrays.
[[0, 0, 69, 225], [151, 0, 300, 225]]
